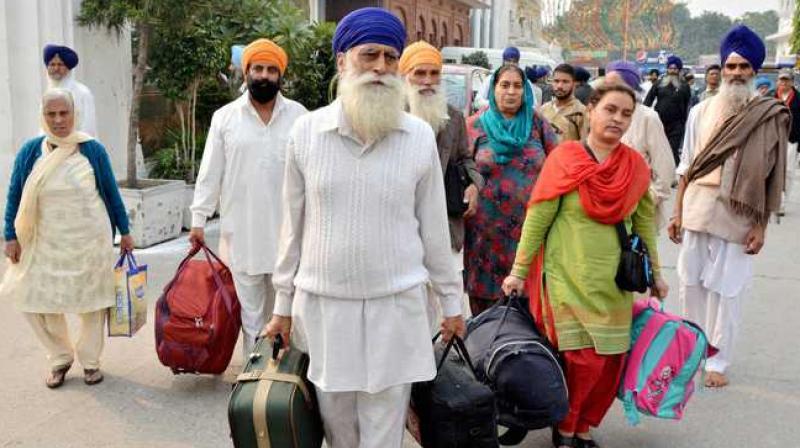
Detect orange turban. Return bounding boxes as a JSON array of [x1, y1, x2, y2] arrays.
[[399, 41, 442, 74], [241, 38, 288, 75]]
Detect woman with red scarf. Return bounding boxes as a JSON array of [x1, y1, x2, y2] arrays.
[[502, 82, 669, 448]]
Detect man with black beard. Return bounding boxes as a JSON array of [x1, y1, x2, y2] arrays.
[[399, 40, 482, 328], [265, 8, 465, 446], [189, 38, 307, 358], [540, 63, 587, 142], [645, 55, 692, 164]]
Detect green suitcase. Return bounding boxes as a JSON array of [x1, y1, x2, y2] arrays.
[[228, 335, 324, 448]]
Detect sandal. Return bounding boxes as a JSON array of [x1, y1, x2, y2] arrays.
[[46, 363, 72, 389], [83, 369, 104, 386], [552, 427, 577, 448]]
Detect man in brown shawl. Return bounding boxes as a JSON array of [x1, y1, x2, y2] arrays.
[[668, 25, 790, 388]]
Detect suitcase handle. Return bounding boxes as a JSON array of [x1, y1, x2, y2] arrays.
[[272, 334, 284, 361]]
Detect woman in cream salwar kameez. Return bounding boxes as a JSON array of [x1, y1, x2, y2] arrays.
[[1, 89, 133, 388]]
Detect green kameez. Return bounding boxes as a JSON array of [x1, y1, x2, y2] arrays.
[[511, 190, 661, 355]]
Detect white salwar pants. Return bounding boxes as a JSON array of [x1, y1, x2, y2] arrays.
[[677, 231, 752, 374], [315, 383, 412, 448], [290, 285, 435, 447], [783, 142, 798, 213], [231, 272, 275, 357]]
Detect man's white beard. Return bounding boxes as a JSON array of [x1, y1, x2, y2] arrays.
[[47, 71, 74, 89], [660, 74, 681, 89], [338, 63, 404, 144], [404, 83, 449, 133], [716, 78, 756, 115]]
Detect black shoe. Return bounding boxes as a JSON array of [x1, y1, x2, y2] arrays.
[[552, 426, 577, 448], [498, 424, 528, 446], [576, 437, 600, 448]]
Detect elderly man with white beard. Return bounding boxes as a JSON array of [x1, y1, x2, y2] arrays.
[[644, 55, 692, 165], [669, 25, 790, 389], [42, 45, 96, 136], [265, 8, 466, 448], [399, 41, 482, 325]]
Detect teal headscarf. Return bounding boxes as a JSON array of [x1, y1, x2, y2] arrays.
[[479, 67, 535, 164]]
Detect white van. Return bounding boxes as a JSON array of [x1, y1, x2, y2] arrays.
[[441, 46, 556, 72]]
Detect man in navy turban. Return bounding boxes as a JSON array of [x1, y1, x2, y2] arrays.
[[42, 44, 96, 136], [670, 24, 789, 389], [502, 46, 521, 65], [645, 53, 691, 164], [720, 24, 766, 73], [266, 7, 466, 448]]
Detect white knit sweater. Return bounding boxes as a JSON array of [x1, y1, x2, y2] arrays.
[[272, 100, 463, 317]]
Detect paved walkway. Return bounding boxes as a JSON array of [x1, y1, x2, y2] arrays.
[[2, 190, 800, 447]]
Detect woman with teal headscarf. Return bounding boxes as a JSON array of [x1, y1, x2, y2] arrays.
[[464, 65, 558, 315]]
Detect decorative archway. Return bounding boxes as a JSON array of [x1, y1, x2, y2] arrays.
[[417, 15, 426, 42], [441, 21, 449, 48], [430, 19, 437, 45]]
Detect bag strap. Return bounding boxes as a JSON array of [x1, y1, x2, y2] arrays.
[[614, 222, 628, 249], [432, 333, 479, 380]]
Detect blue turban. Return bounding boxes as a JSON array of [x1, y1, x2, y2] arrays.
[[606, 60, 642, 91], [575, 66, 591, 83], [720, 24, 766, 72], [755, 76, 773, 91], [666, 55, 683, 70], [332, 7, 406, 55], [43, 44, 78, 69], [231, 45, 245, 68], [503, 46, 521, 61]]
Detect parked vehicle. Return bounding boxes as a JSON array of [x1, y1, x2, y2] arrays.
[[443, 63, 490, 116]]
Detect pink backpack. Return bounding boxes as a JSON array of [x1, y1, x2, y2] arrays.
[[618, 298, 718, 425]]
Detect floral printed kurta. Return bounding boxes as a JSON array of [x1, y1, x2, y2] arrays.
[[464, 110, 557, 301]]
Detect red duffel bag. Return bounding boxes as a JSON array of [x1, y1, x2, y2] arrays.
[[155, 243, 241, 374]]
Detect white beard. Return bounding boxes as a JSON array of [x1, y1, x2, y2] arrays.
[[716, 78, 756, 114], [700, 78, 755, 147], [404, 82, 449, 133], [338, 64, 405, 144], [659, 74, 681, 89]]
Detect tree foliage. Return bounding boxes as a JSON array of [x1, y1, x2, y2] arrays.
[[793, 2, 800, 54], [79, 0, 337, 184], [462, 51, 491, 69], [737, 11, 779, 57], [673, 11, 732, 65]]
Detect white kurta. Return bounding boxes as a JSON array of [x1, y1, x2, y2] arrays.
[[622, 103, 676, 229], [272, 99, 463, 392], [0, 148, 114, 313], [49, 74, 97, 137], [676, 98, 756, 374], [191, 93, 307, 275]]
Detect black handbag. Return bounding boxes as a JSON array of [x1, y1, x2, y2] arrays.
[[444, 161, 471, 217], [412, 334, 499, 448], [614, 222, 655, 293]]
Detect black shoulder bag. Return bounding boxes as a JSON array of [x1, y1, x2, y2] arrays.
[[444, 161, 471, 217], [614, 222, 655, 293]]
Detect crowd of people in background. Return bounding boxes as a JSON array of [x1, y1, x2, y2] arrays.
[[1, 6, 796, 448]]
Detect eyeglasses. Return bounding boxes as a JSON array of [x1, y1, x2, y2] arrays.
[[724, 62, 752, 71]]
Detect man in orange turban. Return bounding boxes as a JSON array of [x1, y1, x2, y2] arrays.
[[400, 41, 482, 331], [190, 37, 307, 358]]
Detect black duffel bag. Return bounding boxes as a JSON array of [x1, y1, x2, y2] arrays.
[[412, 334, 499, 448], [465, 293, 568, 446]]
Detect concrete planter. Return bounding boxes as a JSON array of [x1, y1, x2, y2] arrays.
[[182, 184, 195, 230], [120, 179, 186, 248]]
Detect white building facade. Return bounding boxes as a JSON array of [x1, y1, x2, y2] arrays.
[[767, 0, 796, 65], [0, 0, 132, 237]]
